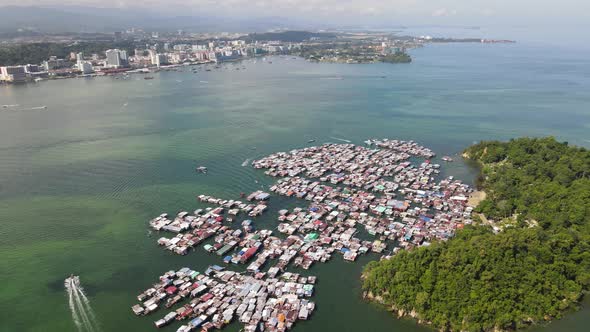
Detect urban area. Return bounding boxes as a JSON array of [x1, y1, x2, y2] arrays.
[[0, 29, 512, 83]]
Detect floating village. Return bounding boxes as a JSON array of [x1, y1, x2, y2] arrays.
[[133, 139, 475, 331]]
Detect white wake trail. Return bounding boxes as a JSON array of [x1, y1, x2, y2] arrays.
[[67, 282, 83, 331], [77, 286, 100, 328], [71, 281, 95, 332], [65, 277, 100, 332]]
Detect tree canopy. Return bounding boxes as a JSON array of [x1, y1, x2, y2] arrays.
[[363, 137, 590, 331], [0, 41, 137, 66]]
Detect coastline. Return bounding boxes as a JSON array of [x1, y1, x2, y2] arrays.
[[361, 138, 590, 332]]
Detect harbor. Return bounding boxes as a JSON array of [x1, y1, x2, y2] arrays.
[[137, 139, 476, 331]]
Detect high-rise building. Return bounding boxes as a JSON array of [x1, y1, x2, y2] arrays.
[[43, 56, 66, 71], [154, 54, 167, 67], [105, 49, 129, 68], [105, 49, 122, 67], [119, 50, 128, 63], [149, 49, 158, 66], [78, 61, 93, 74]]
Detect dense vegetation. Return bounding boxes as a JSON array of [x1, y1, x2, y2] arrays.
[[381, 52, 412, 63], [363, 137, 590, 331], [465, 137, 590, 231], [0, 41, 137, 66]]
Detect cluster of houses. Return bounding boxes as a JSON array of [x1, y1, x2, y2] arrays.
[[150, 193, 270, 255], [133, 266, 316, 332], [136, 139, 476, 330]]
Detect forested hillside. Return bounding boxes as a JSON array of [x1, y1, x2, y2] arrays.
[[363, 137, 590, 331]]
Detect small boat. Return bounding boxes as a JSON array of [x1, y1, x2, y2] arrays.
[[196, 166, 208, 173], [442, 156, 454, 162], [308, 139, 316, 143], [144, 76, 154, 80], [31, 106, 47, 110]]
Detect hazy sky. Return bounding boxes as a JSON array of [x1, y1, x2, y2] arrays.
[[0, 0, 588, 26]]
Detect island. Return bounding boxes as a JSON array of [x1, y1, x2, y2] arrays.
[[381, 52, 412, 63], [362, 137, 590, 331]]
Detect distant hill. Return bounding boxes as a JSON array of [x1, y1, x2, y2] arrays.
[[244, 31, 337, 42], [0, 6, 315, 34]]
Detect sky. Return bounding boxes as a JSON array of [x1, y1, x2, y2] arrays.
[[0, 0, 588, 44], [0, 0, 588, 26]]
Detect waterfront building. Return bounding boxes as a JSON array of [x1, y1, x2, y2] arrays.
[[193, 51, 209, 61], [78, 61, 94, 74], [105, 49, 129, 68], [149, 49, 157, 64], [208, 51, 217, 62], [120, 50, 128, 62], [106, 49, 121, 67], [0, 66, 27, 83], [24, 64, 40, 73], [155, 54, 167, 67], [170, 53, 188, 64], [43, 56, 67, 71]]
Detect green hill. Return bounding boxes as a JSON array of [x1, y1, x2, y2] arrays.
[[363, 137, 590, 331]]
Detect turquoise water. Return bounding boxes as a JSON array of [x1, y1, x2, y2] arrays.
[[0, 42, 589, 332]]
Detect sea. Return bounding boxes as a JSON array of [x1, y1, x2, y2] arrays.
[[1, 41, 589, 332]]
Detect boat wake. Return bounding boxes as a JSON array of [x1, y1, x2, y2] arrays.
[[329, 137, 352, 143], [241, 158, 251, 167], [65, 276, 100, 332]]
